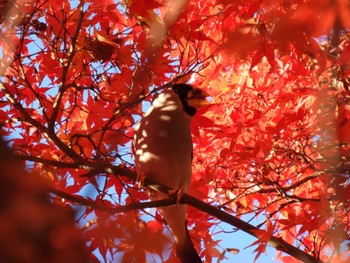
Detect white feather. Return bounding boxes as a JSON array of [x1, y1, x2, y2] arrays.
[[134, 88, 193, 244]]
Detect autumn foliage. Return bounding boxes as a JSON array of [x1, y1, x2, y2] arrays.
[[1, 0, 350, 262]]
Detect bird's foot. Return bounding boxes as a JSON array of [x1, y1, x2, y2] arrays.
[[169, 187, 185, 205], [137, 172, 148, 189]]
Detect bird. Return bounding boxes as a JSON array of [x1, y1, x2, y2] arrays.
[[133, 83, 209, 263]]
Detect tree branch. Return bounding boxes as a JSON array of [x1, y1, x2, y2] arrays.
[[15, 154, 84, 168], [46, 163, 324, 263], [181, 194, 324, 263], [50, 187, 175, 214]]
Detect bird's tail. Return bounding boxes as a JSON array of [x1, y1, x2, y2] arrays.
[[175, 225, 202, 263]]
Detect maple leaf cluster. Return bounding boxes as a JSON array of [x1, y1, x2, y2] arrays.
[[1, 0, 350, 262]]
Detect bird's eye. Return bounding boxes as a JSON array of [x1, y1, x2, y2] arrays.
[[187, 89, 203, 100], [192, 89, 202, 96]]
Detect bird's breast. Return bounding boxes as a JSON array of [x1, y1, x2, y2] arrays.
[[134, 106, 193, 190]]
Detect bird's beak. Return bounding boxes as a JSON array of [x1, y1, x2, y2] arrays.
[[186, 89, 211, 109]]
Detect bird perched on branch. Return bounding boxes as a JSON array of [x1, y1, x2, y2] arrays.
[[133, 84, 210, 263]]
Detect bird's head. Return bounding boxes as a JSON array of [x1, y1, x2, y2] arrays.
[[171, 84, 210, 116]]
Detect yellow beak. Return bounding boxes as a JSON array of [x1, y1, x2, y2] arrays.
[[186, 89, 211, 109]]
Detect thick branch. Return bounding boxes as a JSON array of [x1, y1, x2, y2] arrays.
[[181, 194, 324, 263], [46, 163, 324, 263]]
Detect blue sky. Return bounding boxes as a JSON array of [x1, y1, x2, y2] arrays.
[[216, 221, 277, 263]]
